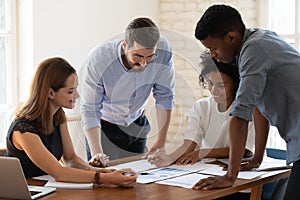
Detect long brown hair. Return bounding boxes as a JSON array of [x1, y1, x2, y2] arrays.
[[15, 57, 76, 134]]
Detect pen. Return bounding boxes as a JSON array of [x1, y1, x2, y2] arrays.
[[155, 148, 161, 156], [104, 155, 110, 167], [240, 161, 249, 166], [138, 172, 154, 175], [149, 148, 161, 161], [146, 148, 160, 160], [104, 155, 110, 161]]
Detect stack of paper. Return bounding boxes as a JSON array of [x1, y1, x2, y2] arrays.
[[110, 159, 216, 184], [217, 156, 290, 171], [254, 157, 290, 171], [199, 165, 267, 179], [33, 157, 290, 190]]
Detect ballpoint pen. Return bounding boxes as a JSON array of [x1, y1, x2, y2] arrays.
[[104, 155, 110, 167], [154, 148, 160, 154], [138, 172, 154, 175], [240, 161, 249, 166]]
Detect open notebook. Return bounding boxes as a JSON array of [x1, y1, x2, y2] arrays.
[[0, 157, 56, 199]]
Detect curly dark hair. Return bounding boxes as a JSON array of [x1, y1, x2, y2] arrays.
[[199, 52, 240, 98], [195, 4, 245, 40]]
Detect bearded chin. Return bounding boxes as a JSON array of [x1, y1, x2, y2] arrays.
[[128, 60, 140, 69], [125, 56, 136, 69]]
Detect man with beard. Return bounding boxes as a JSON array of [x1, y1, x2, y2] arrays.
[[80, 17, 174, 167]]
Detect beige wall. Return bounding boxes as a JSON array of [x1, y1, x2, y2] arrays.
[[1, 0, 260, 158], [55, 0, 261, 158], [14, 0, 159, 158], [17, 0, 160, 102]]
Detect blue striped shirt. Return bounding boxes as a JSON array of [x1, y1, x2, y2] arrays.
[[80, 36, 174, 130]]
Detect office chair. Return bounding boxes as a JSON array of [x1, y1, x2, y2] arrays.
[[262, 148, 288, 200]]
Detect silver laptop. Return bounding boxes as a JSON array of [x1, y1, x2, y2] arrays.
[[0, 156, 56, 199]]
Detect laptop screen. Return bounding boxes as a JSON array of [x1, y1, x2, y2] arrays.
[[0, 157, 56, 199]]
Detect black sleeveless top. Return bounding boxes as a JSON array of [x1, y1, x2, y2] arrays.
[[6, 119, 63, 177]]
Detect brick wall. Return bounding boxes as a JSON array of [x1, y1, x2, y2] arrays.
[[146, 0, 258, 152]]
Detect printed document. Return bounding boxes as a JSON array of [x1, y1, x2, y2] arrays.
[[199, 165, 267, 179], [156, 173, 211, 189], [111, 159, 215, 183]]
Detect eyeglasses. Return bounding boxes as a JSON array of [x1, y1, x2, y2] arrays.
[[132, 53, 157, 63]]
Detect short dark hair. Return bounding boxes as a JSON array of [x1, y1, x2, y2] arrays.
[[199, 52, 240, 97], [195, 4, 245, 40], [125, 17, 160, 48]]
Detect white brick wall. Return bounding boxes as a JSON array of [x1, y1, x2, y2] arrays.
[[146, 0, 259, 152]]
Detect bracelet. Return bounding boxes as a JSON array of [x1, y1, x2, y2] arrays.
[[94, 171, 101, 185]]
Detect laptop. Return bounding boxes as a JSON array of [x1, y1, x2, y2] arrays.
[[0, 156, 56, 199]]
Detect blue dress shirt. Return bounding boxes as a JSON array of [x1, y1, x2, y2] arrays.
[[231, 28, 300, 164], [80, 36, 174, 131]]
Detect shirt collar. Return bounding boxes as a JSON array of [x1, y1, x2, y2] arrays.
[[117, 41, 131, 72], [236, 28, 258, 63]]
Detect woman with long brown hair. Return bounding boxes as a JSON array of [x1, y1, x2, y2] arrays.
[[6, 57, 136, 187]]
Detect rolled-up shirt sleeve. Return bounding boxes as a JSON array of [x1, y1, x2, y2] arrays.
[[153, 39, 175, 110], [80, 58, 104, 130]]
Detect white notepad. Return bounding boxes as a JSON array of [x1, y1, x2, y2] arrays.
[[45, 181, 93, 189], [34, 175, 94, 189]]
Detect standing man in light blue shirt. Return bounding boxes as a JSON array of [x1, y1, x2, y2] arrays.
[[192, 4, 300, 199], [80, 17, 174, 167]]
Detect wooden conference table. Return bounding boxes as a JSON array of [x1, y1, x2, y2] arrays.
[[28, 155, 291, 200]]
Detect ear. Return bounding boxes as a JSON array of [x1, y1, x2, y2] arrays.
[[48, 88, 55, 99], [226, 32, 239, 44], [122, 40, 127, 50]]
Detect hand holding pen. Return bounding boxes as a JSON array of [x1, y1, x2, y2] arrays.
[[89, 153, 110, 167], [239, 157, 261, 171], [142, 142, 165, 159], [147, 148, 172, 167]]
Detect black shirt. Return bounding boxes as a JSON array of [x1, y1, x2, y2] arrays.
[[6, 119, 63, 177]]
